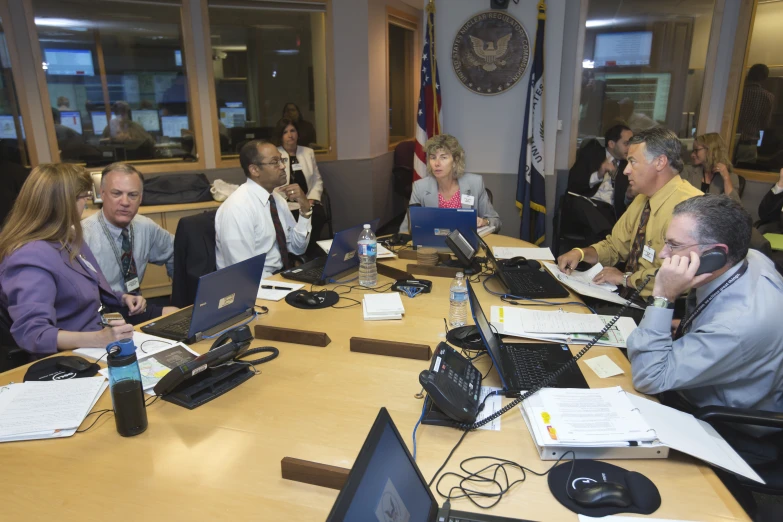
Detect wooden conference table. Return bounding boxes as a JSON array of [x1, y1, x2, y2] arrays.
[[0, 234, 749, 521]]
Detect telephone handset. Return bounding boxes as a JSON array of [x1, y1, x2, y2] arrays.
[[695, 247, 727, 276], [418, 342, 482, 424]]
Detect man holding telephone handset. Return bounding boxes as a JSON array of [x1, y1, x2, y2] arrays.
[[627, 195, 783, 430]]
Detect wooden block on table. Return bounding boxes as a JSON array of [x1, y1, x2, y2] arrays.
[[254, 325, 331, 347], [377, 262, 414, 281], [350, 337, 432, 360], [406, 264, 461, 278], [281, 457, 350, 490]]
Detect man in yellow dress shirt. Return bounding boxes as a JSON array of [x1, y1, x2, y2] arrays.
[[557, 128, 703, 299]]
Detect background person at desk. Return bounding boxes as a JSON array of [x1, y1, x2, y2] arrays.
[[0, 164, 143, 357], [557, 128, 703, 300], [627, 195, 783, 432], [82, 162, 177, 318], [681, 133, 740, 202], [275, 118, 326, 258], [399, 134, 501, 233], [216, 140, 311, 278]]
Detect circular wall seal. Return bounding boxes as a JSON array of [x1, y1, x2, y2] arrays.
[[452, 10, 531, 96]]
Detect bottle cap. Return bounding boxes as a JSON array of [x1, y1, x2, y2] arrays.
[[456, 272, 464, 278], [106, 338, 136, 357], [363, 224, 370, 228]]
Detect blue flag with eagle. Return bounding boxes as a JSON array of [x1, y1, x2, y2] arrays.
[[516, 0, 546, 244]]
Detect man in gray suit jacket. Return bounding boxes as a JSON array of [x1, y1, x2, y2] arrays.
[[400, 134, 501, 233]]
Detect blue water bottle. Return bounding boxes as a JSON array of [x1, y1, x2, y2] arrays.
[[106, 338, 148, 437]]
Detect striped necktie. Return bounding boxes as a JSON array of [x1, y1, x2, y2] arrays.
[[619, 201, 651, 298], [268, 196, 292, 270], [120, 228, 138, 283]]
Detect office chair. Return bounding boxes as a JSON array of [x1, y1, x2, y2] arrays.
[[485, 188, 494, 204], [319, 188, 334, 239], [553, 193, 592, 258], [172, 210, 218, 308], [694, 406, 783, 521], [391, 140, 415, 200], [0, 307, 31, 373], [737, 174, 747, 199]]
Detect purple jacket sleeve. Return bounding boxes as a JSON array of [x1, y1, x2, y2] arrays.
[[2, 255, 61, 355]]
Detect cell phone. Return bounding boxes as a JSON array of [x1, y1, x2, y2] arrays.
[[100, 312, 124, 326]]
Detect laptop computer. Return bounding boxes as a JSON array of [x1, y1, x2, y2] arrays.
[[467, 280, 589, 394], [410, 207, 478, 252], [141, 253, 265, 343], [475, 232, 569, 299], [281, 219, 380, 285], [325, 407, 534, 522]]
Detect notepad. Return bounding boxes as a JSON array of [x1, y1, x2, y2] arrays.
[[492, 247, 555, 261], [0, 377, 107, 442], [363, 293, 405, 320]]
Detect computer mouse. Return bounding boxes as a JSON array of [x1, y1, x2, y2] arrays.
[[295, 292, 320, 307], [571, 481, 633, 508], [56, 356, 93, 373], [505, 257, 541, 270]]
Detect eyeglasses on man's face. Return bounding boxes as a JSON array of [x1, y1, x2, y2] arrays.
[[662, 240, 711, 253], [255, 157, 288, 168]]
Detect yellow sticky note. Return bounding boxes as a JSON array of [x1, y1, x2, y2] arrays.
[[541, 411, 551, 423], [547, 425, 558, 440]]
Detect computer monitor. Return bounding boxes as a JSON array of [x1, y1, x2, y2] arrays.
[[131, 109, 161, 132], [90, 112, 115, 133], [0, 115, 17, 139], [593, 31, 653, 67], [219, 107, 246, 129], [161, 115, 189, 137], [44, 48, 95, 76], [59, 111, 83, 134]]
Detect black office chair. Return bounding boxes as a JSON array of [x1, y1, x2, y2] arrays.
[[0, 307, 31, 373], [553, 193, 592, 258], [737, 174, 747, 199], [694, 406, 783, 521], [171, 210, 218, 308], [320, 188, 334, 239], [485, 188, 494, 204], [391, 140, 415, 200]]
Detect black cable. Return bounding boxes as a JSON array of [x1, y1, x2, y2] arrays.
[[428, 429, 470, 488], [434, 451, 575, 509], [140, 338, 173, 354], [76, 409, 113, 433], [235, 346, 279, 365]]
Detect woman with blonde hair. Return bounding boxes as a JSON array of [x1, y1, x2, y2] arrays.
[[400, 134, 501, 233], [0, 164, 145, 357], [682, 133, 741, 201]]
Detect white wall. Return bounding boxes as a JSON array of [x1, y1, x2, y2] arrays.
[[435, 0, 565, 179], [746, 1, 783, 66]]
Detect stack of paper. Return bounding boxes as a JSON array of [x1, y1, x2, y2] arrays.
[[99, 343, 199, 395], [490, 306, 637, 348], [521, 387, 657, 447], [0, 377, 108, 443], [363, 293, 405, 321], [542, 263, 645, 309], [492, 247, 555, 261], [478, 225, 497, 237]]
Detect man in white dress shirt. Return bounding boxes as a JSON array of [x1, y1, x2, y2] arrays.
[[216, 140, 312, 278]]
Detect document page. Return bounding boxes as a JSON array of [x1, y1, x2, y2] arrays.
[[0, 377, 106, 437], [492, 247, 555, 261], [517, 309, 606, 334], [534, 387, 655, 444]]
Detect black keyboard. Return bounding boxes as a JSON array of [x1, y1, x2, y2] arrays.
[[300, 265, 325, 280], [160, 310, 193, 336], [503, 270, 548, 295], [503, 344, 548, 389]]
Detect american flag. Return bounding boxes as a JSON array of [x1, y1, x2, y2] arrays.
[[413, 1, 442, 181]]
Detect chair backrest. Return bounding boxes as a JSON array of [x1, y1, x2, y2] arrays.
[[171, 209, 218, 308], [485, 188, 494, 204], [320, 188, 334, 239], [0, 307, 31, 373], [392, 140, 416, 199], [737, 174, 746, 199]]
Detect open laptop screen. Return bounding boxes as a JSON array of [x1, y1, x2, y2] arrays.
[[326, 408, 437, 522], [466, 280, 509, 389]]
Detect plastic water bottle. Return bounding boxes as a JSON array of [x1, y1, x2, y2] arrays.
[[106, 339, 147, 437], [449, 272, 468, 327], [358, 224, 377, 287]]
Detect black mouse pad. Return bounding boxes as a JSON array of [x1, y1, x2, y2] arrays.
[[285, 290, 339, 309], [24, 356, 100, 382], [547, 459, 661, 517]]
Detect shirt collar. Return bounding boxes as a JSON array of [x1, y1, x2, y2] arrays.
[[245, 178, 273, 206], [101, 209, 126, 238], [647, 175, 685, 215], [694, 258, 744, 303]]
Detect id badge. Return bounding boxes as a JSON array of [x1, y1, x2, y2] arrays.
[[125, 277, 140, 292], [461, 194, 475, 206], [642, 244, 655, 263], [292, 163, 303, 171]]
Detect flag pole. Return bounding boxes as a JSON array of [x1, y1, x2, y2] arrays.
[[426, 1, 440, 135]]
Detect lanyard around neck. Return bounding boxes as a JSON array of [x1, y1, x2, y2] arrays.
[[98, 212, 134, 278], [674, 260, 748, 339]]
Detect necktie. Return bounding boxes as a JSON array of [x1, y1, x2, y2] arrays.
[[269, 195, 292, 270], [120, 228, 138, 282], [619, 201, 651, 299]]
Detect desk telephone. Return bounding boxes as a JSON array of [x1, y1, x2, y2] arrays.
[[419, 342, 482, 424]]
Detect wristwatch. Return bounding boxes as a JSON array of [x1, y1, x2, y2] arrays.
[[648, 296, 675, 309], [622, 272, 632, 288]]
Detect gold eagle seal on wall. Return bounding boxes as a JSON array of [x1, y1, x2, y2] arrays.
[[452, 11, 530, 95]]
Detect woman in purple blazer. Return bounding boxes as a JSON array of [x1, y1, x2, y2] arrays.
[[0, 164, 145, 357]]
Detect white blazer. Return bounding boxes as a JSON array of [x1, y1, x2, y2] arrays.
[[277, 146, 324, 211]]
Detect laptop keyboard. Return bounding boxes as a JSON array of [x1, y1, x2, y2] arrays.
[[503, 344, 549, 389], [299, 265, 325, 280], [160, 310, 194, 336], [502, 270, 549, 296]]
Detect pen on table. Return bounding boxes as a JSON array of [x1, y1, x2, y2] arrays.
[[261, 285, 291, 291]]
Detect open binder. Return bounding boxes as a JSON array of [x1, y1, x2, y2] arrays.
[[520, 387, 764, 484]]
